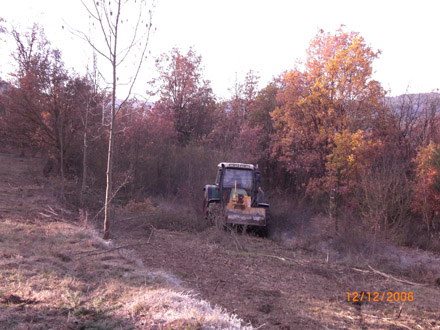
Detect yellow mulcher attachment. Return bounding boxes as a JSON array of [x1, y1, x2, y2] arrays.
[[224, 181, 266, 226]]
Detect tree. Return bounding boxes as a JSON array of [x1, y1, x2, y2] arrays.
[[228, 70, 260, 127], [72, 68, 106, 207], [224, 81, 280, 183], [248, 82, 278, 133], [414, 142, 440, 233], [0, 18, 7, 122], [232, 124, 266, 164], [4, 25, 82, 198], [151, 47, 216, 144], [359, 142, 412, 245], [271, 27, 385, 226], [388, 93, 440, 157], [79, 0, 153, 239]]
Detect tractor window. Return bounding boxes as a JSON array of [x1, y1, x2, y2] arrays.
[[222, 169, 253, 190], [215, 169, 221, 185]]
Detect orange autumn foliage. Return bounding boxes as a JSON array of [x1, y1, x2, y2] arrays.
[[413, 142, 440, 231], [271, 27, 385, 199]]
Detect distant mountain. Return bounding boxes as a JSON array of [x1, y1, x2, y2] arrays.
[[105, 99, 154, 110], [386, 92, 440, 115]]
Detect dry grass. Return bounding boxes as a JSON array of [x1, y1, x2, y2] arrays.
[[128, 289, 249, 329], [0, 219, 128, 329], [0, 218, 251, 329]]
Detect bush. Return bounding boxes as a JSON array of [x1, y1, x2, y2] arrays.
[[358, 148, 413, 238]]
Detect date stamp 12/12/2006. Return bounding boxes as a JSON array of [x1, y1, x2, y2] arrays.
[[347, 291, 413, 303]]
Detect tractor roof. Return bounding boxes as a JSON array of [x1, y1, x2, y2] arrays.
[[218, 162, 255, 170]]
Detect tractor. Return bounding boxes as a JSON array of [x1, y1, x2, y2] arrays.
[[203, 162, 270, 235]]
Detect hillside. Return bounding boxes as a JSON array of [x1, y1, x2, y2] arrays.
[[1, 152, 440, 329]]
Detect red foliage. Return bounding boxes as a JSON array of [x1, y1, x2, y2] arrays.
[[150, 47, 216, 144]]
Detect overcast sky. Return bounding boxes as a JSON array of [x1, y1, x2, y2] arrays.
[[1, 0, 439, 99]]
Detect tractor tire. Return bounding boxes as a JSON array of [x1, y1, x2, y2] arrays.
[[207, 202, 223, 228], [259, 208, 271, 238]]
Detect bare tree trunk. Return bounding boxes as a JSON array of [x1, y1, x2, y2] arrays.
[[328, 169, 338, 233], [103, 6, 119, 240], [78, 0, 152, 240], [103, 113, 114, 239], [58, 105, 65, 201], [128, 128, 140, 194], [80, 102, 89, 208]]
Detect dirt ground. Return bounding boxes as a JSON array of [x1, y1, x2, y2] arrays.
[[112, 214, 440, 329], [1, 151, 440, 329]]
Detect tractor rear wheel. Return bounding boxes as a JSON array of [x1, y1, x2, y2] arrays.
[[207, 202, 224, 229], [259, 208, 270, 237]]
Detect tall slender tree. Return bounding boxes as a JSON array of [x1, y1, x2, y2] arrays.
[[78, 0, 153, 239]]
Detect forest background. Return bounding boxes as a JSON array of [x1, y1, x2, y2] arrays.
[[0, 8, 440, 249]]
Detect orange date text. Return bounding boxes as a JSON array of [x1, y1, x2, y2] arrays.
[[346, 291, 413, 302]]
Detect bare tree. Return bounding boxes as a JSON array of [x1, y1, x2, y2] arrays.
[[388, 92, 440, 156], [76, 0, 153, 239], [76, 54, 104, 208]]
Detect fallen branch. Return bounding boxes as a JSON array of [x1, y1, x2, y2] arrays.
[[214, 280, 221, 292], [255, 253, 299, 264], [74, 242, 149, 258], [45, 205, 59, 216], [38, 212, 54, 218], [73, 226, 154, 259], [368, 265, 427, 286], [45, 204, 73, 216], [259, 254, 288, 262], [352, 267, 370, 274]]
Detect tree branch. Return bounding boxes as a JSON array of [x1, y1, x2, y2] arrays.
[[368, 265, 427, 286]]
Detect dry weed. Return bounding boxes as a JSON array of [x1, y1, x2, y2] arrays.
[[128, 288, 252, 329], [0, 218, 251, 329]]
